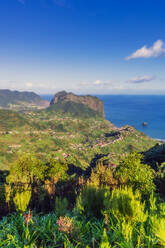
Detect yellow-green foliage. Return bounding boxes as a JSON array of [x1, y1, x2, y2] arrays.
[[117, 152, 155, 195], [13, 187, 31, 212], [75, 186, 106, 218], [121, 220, 134, 243], [104, 187, 147, 223], [47, 156, 68, 183], [5, 184, 14, 209], [7, 153, 45, 184], [159, 202, 165, 217], [149, 194, 165, 246], [0, 192, 165, 248], [100, 229, 111, 248], [89, 161, 117, 188], [152, 217, 165, 246], [7, 153, 68, 196]]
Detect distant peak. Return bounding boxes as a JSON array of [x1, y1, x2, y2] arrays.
[[50, 91, 104, 117], [0, 89, 49, 110]]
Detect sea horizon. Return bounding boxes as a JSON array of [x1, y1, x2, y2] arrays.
[[41, 94, 165, 140]]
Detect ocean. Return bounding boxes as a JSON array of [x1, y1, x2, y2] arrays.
[[41, 94, 165, 140]]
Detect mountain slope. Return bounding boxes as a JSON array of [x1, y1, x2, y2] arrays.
[[50, 91, 104, 117], [0, 109, 29, 131], [47, 101, 102, 118], [0, 89, 49, 110]]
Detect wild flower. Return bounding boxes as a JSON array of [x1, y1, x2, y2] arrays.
[[23, 209, 33, 225], [57, 216, 74, 234]]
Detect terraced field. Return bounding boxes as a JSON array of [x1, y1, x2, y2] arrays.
[[0, 109, 157, 171]]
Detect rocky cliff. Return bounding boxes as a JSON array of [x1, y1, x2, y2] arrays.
[[50, 91, 104, 117]]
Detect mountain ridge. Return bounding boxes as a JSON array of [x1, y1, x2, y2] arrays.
[[0, 89, 49, 110], [50, 91, 104, 117]]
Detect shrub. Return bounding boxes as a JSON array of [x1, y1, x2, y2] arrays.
[[89, 161, 117, 188], [117, 152, 155, 195], [104, 187, 147, 224], [13, 187, 31, 212], [7, 153, 45, 185], [57, 216, 74, 234], [148, 193, 165, 246], [75, 186, 106, 218], [46, 156, 68, 184], [152, 217, 165, 246]]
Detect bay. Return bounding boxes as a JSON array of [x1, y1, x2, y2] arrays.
[[41, 94, 165, 139]]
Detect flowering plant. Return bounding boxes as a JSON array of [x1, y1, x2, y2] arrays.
[[57, 216, 74, 234], [23, 210, 33, 226]]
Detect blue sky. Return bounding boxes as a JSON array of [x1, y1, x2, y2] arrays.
[[0, 0, 165, 94]]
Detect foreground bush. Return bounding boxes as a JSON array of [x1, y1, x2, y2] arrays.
[[0, 202, 165, 247], [89, 160, 117, 188], [117, 152, 155, 195], [75, 186, 106, 218], [104, 187, 147, 224], [0, 151, 164, 247]]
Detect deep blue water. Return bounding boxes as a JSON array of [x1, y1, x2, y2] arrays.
[[41, 95, 165, 139]]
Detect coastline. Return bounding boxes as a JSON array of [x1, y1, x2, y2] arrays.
[[41, 94, 165, 141], [153, 138, 165, 143]]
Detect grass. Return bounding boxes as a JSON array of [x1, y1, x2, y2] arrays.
[[0, 188, 165, 247]]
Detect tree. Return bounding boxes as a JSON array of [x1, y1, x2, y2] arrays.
[[7, 153, 45, 185], [117, 152, 155, 195]]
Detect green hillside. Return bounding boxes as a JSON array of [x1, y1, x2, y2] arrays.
[[0, 109, 29, 131], [50, 91, 104, 117], [0, 99, 164, 248], [0, 89, 49, 110], [0, 108, 158, 171], [46, 101, 102, 118]]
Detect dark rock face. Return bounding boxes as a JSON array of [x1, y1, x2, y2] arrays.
[[50, 91, 104, 117]]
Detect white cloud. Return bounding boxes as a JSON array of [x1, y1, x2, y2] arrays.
[[125, 40, 165, 60], [77, 80, 128, 94], [80, 80, 110, 87], [25, 82, 49, 89], [126, 76, 156, 84], [25, 82, 33, 88], [93, 80, 103, 85], [0, 80, 58, 94]]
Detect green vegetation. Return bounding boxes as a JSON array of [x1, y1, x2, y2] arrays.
[[50, 90, 104, 117], [0, 109, 29, 131], [0, 89, 48, 110], [0, 146, 164, 247], [0, 96, 164, 247], [0, 107, 157, 171], [47, 101, 102, 118], [0, 187, 165, 247], [117, 152, 155, 195]]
